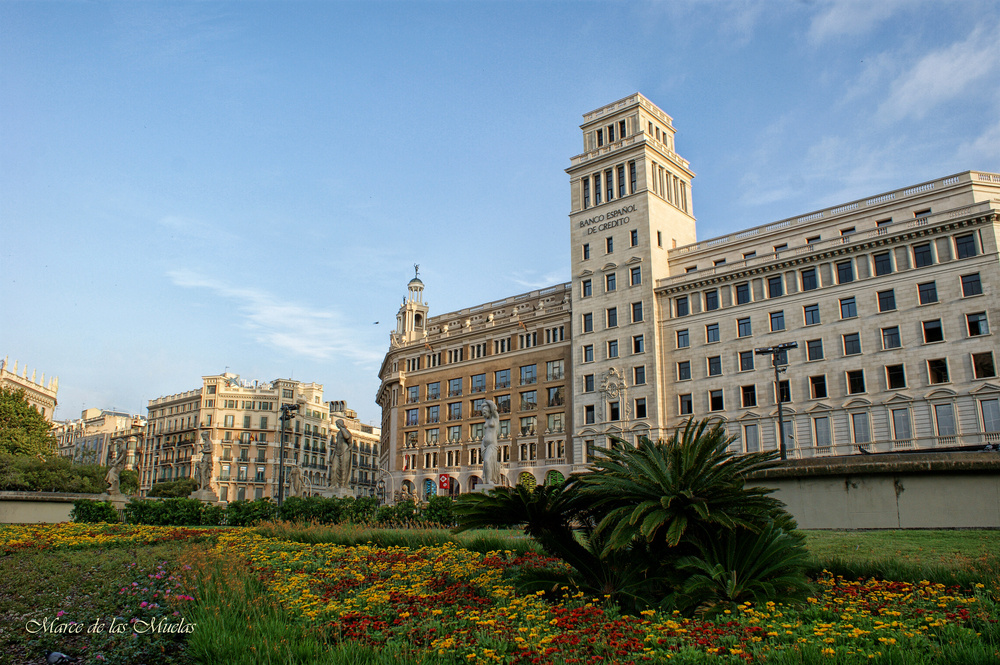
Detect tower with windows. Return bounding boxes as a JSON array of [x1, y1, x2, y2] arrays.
[[394, 268, 429, 346], [566, 94, 697, 466]]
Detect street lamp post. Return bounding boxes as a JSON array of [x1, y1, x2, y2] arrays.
[[755, 342, 798, 461], [276, 402, 300, 508]]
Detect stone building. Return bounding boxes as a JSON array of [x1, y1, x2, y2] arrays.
[[377, 93, 1000, 497], [377, 275, 572, 499], [0, 357, 58, 421], [141, 373, 379, 501], [53, 408, 144, 468]]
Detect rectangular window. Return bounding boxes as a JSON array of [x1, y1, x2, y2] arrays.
[[840, 297, 857, 319], [471, 373, 487, 393], [843, 333, 862, 355], [630, 228, 638, 247], [448, 402, 462, 420], [934, 403, 956, 437], [881, 326, 901, 349], [605, 169, 614, 202], [873, 252, 892, 276], [801, 268, 818, 291], [584, 405, 595, 425], [405, 409, 418, 426], [706, 323, 720, 343], [630, 266, 641, 286], [913, 243, 933, 267], [983, 398, 1000, 432], [973, 352, 996, 379], [583, 345, 594, 362], [583, 312, 593, 332], [520, 365, 537, 385], [918, 282, 938, 304], [607, 340, 619, 358], [582, 178, 590, 209], [449, 378, 463, 396], [546, 360, 564, 381], [519, 390, 537, 410], [928, 358, 949, 384], [886, 364, 906, 389], [620, 166, 628, 199], [968, 312, 989, 336], [582, 243, 590, 260], [852, 412, 871, 444], [426, 405, 440, 423], [836, 260, 854, 284], [736, 283, 751, 304], [743, 423, 760, 453], [955, 233, 977, 259], [584, 374, 594, 392], [582, 279, 592, 297], [677, 361, 691, 381], [878, 289, 896, 312], [632, 334, 644, 354], [634, 366, 646, 385], [594, 173, 602, 204], [677, 329, 689, 348], [739, 351, 754, 371], [770, 311, 785, 332], [679, 394, 693, 415], [676, 297, 689, 316], [923, 320, 944, 343], [606, 273, 617, 292], [778, 380, 791, 403], [767, 276, 783, 298], [606, 308, 618, 328], [814, 416, 831, 448], [738, 317, 752, 337], [804, 304, 820, 326], [705, 290, 719, 311], [494, 370, 510, 389], [632, 301, 643, 322], [847, 370, 866, 394], [708, 356, 722, 376], [630, 161, 637, 193], [741, 385, 757, 408], [709, 390, 724, 412], [807, 339, 824, 361], [810, 375, 827, 399], [606, 236, 614, 253], [962, 273, 983, 297]]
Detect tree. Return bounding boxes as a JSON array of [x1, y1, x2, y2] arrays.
[[0, 387, 57, 458]]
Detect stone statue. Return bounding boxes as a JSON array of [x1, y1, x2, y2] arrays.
[[194, 432, 215, 492], [480, 399, 501, 488], [105, 441, 127, 495], [289, 462, 305, 498], [330, 419, 354, 489]]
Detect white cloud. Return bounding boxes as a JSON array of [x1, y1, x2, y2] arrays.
[[877, 23, 1000, 122], [955, 116, 1000, 168], [509, 270, 567, 291], [167, 269, 383, 365], [808, 0, 908, 44]]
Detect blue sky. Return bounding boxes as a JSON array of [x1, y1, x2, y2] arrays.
[[2, 1, 999, 426]]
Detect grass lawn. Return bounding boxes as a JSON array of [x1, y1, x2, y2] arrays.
[[1, 524, 997, 665]]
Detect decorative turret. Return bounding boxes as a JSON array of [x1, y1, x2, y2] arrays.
[[394, 264, 430, 345]]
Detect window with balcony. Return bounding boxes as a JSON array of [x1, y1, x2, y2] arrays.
[[447, 402, 462, 420], [520, 391, 537, 411], [520, 365, 537, 385], [494, 370, 510, 389], [448, 378, 463, 396], [427, 382, 440, 400], [495, 394, 511, 414]]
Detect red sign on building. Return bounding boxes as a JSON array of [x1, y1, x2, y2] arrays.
[[438, 474, 450, 490]]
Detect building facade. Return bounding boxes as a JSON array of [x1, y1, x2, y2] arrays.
[[377, 276, 573, 499], [378, 93, 1000, 497], [54, 408, 145, 468], [1, 357, 58, 421], [141, 373, 380, 501]]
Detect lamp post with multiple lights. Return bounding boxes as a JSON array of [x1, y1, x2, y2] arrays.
[[276, 402, 300, 507], [755, 341, 798, 461]]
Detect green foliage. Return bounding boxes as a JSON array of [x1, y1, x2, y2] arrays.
[[70, 499, 120, 523], [0, 452, 106, 492], [226, 498, 278, 526], [147, 478, 198, 497], [375, 499, 419, 524], [454, 418, 811, 614], [420, 495, 454, 526], [0, 386, 57, 457], [123, 497, 218, 526], [118, 469, 139, 495]]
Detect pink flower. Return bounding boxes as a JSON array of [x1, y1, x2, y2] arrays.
[[56, 611, 66, 617], [140, 602, 148, 608]]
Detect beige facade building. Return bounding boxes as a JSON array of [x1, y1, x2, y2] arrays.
[[54, 408, 145, 468], [1, 357, 58, 422], [378, 276, 572, 499], [378, 94, 1000, 497], [141, 374, 380, 501]]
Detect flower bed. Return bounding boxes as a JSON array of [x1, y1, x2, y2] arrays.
[[0, 523, 221, 554]]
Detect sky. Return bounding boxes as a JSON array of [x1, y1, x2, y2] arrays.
[[2, 1, 999, 426]]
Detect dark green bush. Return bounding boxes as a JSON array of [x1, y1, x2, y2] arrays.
[[421, 495, 455, 526], [71, 499, 120, 523], [0, 453, 106, 493], [147, 478, 198, 498], [124, 497, 217, 526], [225, 498, 278, 526], [375, 499, 419, 524]]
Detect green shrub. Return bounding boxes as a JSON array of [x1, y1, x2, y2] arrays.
[[376, 499, 419, 525], [226, 498, 278, 526], [0, 453, 106, 493], [147, 478, 198, 498], [70, 499, 120, 523], [124, 497, 217, 526], [421, 495, 455, 526]]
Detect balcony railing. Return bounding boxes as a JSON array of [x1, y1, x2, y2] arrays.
[[548, 398, 565, 407], [547, 371, 564, 381], [471, 385, 486, 393], [497, 403, 511, 414], [426, 416, 440, 424], [521, 377, 537, 385], [495, 380, 510, 389], [449, 389, 463, 397], [427, 392, 440, 400], [520, 402, 537, 411]]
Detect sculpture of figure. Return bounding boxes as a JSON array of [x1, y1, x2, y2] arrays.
[[480, 399, 501, 487], [289, 462, 304, 497], [195, 432, 215, 492], [330, 419, 354, 489], [105, 441, 128, 495]]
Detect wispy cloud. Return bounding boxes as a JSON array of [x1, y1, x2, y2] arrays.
[[167, 269, 383, 365], [955, 114, 1000, 168], [509, 270, 567, 291], [877, 23, 1000, 122], [808, 0, 908, 44]]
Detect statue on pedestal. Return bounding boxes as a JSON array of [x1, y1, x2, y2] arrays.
[[330, 419, 353, 491], [480, 399, 501, 489], [105, 441, 128, 495], [289, 462, 305, 498], [189, 431, 219, 502]]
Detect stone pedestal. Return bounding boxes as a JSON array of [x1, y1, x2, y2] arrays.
[[329, 487, 353, 499], [96, 493, 130, 510], [477, 483, 496, 494], [189, 488, 220, 503]]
